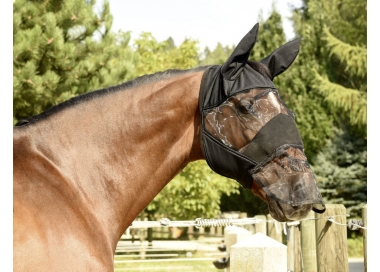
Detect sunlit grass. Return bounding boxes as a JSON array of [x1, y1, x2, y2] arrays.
[[114, 251, 221, 272], [347, 236, 364, 258]]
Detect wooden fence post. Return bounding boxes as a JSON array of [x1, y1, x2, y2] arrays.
[[188, 226, 194, 240], [216, 225, 223, 237], [199, 226, 205, 239], [294, 224, 302, 272], [315, 204, 348, 272], [362, 204, 367, 272], [162, 226, 169, 239], [267, 214, 283, 243], [254, 215, 267, 235], [300, 210, 317, 272], [224, 226, 252, 272], [230, 232, 287, 272], [125, 227, 131, 239], [287, 223, 295, 272], [210, 226, 216, 236]]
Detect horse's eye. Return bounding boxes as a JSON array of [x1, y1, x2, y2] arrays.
[[238, 100, 254, 114]]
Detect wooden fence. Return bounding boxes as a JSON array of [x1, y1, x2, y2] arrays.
[[226, 204, 367, 272], [114, 204, 367, 272]]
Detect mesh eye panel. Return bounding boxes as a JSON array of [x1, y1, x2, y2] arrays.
[[204, 88, 289, 151]]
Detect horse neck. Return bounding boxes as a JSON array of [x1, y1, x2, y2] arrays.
[[15, 70, 205, 248]]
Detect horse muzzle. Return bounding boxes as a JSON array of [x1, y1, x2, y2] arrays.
[[250, 147, 325, 222], [267, 201, 313, 222]]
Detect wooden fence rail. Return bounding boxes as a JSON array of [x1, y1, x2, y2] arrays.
[[115, 204, 367, 272]]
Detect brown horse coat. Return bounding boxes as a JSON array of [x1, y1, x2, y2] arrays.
[[14, 70, 205, 271]]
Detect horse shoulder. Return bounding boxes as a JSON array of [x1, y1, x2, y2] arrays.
[[13, 129, 114, 271]]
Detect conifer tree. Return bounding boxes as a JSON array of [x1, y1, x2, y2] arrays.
[[291, 0, 367, 213], [250, 7, 286, 61], [13, 0, 137, 123], [292, 0, 367, 136], [310, 0, 367, 134], [251, 8, 334, 161], [312, 126, 367, 218]]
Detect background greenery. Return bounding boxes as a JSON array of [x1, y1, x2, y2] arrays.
[[13, 0, 366, 225]]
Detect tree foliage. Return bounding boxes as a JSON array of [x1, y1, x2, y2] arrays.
[[200, 43, 234, 66], [313, 27, 367, 129], [250, 7, 286, 61], [291, 0, 367, 213], [323, 28, 366, 78], [314, 69, 367, 127], [312, 126, 367, 218], [13, 0, 137, 124], [292, 0, 367, 135], [134, 33, 199, 77], [146, 161, 239, 220]]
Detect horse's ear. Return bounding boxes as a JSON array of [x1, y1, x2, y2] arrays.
[[259, 38, 300, 80], [221, 23, 260, 81]]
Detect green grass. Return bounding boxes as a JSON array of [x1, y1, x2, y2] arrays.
[[347, 236, 364, 258], [114, 252, 222, 272], [114, 260, 220, 272]]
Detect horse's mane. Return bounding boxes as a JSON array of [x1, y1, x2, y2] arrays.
[[14, 62, 269, 127], [14, 65, 211, 127]]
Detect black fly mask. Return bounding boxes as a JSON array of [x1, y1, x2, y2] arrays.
[[199, 23, 325, 214]]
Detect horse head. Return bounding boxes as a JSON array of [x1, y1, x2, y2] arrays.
[[199, 23, 325, 222]]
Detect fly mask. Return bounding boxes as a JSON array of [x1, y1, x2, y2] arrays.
[[199, 23, 325, 214]]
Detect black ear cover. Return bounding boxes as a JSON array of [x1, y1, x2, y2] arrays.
[[259, 38, 300, 80], [221, 23, 260, 81]]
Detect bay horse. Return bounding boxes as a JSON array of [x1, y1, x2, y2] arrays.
[[13, 23, 325, 271]]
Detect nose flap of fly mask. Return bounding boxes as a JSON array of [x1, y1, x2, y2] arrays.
[[250, 146, 326, 213], [243, 115, 325, 213], [242, 113, 303, 163]]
